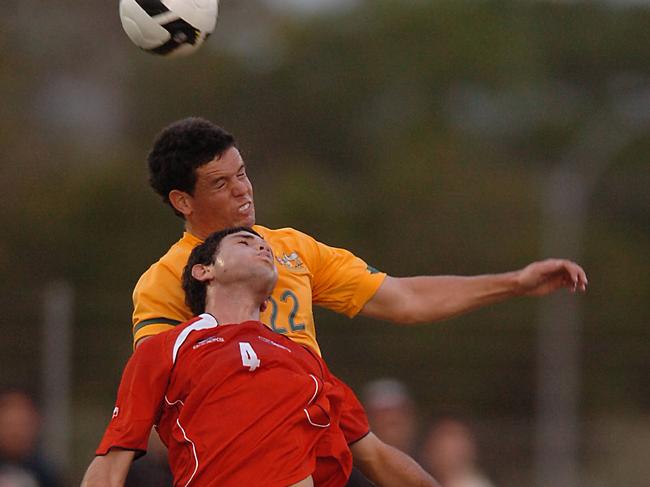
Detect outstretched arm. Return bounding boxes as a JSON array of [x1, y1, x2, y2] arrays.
[[81, 449, 135, 487], [361, 259, 588, 324], [351, 433, 441, 487]]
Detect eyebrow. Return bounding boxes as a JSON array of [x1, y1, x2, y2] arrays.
[[228, 162, 246, 174], [205, 163, 246, 181]]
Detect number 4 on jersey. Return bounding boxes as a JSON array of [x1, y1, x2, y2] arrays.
[[239, 342, 261, 371]]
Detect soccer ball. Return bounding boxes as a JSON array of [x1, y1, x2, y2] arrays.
[[119, 0, 219, 56]]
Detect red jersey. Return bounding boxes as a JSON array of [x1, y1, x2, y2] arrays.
[[97, 314, 352, 487]]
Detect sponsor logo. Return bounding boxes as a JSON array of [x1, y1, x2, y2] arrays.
[[276, 252, 305, 271], [193, 336, 225, 349], [257, 335, 292, 352], [112, 406, 119, 419]]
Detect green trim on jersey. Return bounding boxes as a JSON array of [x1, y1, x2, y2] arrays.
[[133, 318, 182, 335]]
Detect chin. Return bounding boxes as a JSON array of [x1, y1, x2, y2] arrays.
[[242, 214, 256, 227], [257, 269, 278, 294]]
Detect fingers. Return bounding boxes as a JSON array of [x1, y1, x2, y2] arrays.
[[575, 265, 588, 292], [546, 259, 588, 293]]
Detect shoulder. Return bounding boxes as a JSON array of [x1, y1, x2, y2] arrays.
[[254, 226, 353, 254], [137, 315, 204, 359], [253, 225, 322, 252], [170, 314, 221, 362], [134, 234, 199, 290], [254, 225, 315, 241], [254, 225, 328, 272], [133, 328, 170, 359], [158, 233, 200, 272]]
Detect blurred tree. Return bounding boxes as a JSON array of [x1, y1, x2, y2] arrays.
[[0, 0, 648, 483]]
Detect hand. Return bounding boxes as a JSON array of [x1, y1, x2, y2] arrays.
[[516, 259, 588, 297]]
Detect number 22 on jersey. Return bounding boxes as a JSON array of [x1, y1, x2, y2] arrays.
[[239, 342, 261, 371]]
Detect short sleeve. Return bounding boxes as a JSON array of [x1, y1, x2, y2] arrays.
[[132, 263, 190, 346], [96, 337, 172, 456], [310, 239, 386, 317]]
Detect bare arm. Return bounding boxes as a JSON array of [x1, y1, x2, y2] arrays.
[[351, 433, 441, 487], [361, 259, 588, 324], [81, 449, 135, 487]]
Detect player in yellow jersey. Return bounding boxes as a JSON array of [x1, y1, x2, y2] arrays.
[[133, 117, 587, 487], [134, 226, 383, 355]]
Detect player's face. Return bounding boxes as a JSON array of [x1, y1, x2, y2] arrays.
[[188, 147, 255, 237], [214, 231, 277, 292]]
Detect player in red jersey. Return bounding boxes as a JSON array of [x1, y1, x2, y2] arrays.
[[132, 118, 587, 487], [82, 227, 359, 487]]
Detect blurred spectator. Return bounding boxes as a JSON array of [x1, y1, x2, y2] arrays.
[[362, 378, 418, 456], [124, 433, 172, 487], [0, 389, 60, 487], [420, 415, 495, 487], [0, 466, 39, 487]]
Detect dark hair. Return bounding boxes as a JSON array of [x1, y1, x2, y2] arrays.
[[148, 117, 236, 218], [182, 227, 262, 315]]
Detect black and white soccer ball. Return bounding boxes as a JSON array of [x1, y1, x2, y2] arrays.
[[119, 0, 219, 56]]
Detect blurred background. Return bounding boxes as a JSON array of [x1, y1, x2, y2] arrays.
[[1, 0, 648, 485]]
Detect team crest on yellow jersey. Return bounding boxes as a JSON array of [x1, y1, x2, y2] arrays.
[[276, 252, 304, 270]]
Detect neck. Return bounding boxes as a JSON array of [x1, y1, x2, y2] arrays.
[[185, 221, 257, 242], [204, 283, 264, 325], [185, 222, 212, 241]]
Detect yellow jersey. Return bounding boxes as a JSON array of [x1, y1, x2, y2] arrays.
[[132, 225, 386, 354]]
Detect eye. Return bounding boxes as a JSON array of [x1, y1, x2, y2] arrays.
[[238, 240, 249, 245], [237, 168, 247, 178]]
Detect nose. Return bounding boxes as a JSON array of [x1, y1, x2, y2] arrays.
[[258, 241, 271, 254], [232, 177, 248, 196]]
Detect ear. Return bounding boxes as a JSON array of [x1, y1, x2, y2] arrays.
[[191, 263, 213, 282], [169, 189, 193, 217], [260, 299, 269, 313]]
